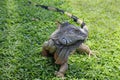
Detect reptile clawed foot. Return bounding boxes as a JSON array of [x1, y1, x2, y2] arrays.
[[55, 71, 64, 78]]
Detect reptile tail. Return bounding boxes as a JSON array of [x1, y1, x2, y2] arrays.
[[28, 1, 88, 30]]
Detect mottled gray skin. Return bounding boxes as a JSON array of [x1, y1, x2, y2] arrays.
[[41, 22, 92, 78]]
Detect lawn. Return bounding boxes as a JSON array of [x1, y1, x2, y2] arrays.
[[0, 0, 120, 80]]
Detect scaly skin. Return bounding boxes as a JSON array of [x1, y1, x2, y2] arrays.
[[28, 1, 92, 78], [42, 40, 92, 77], [35, 2, 92, 77]]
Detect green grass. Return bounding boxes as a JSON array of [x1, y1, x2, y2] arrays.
[[0, 0, 120, 80]]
